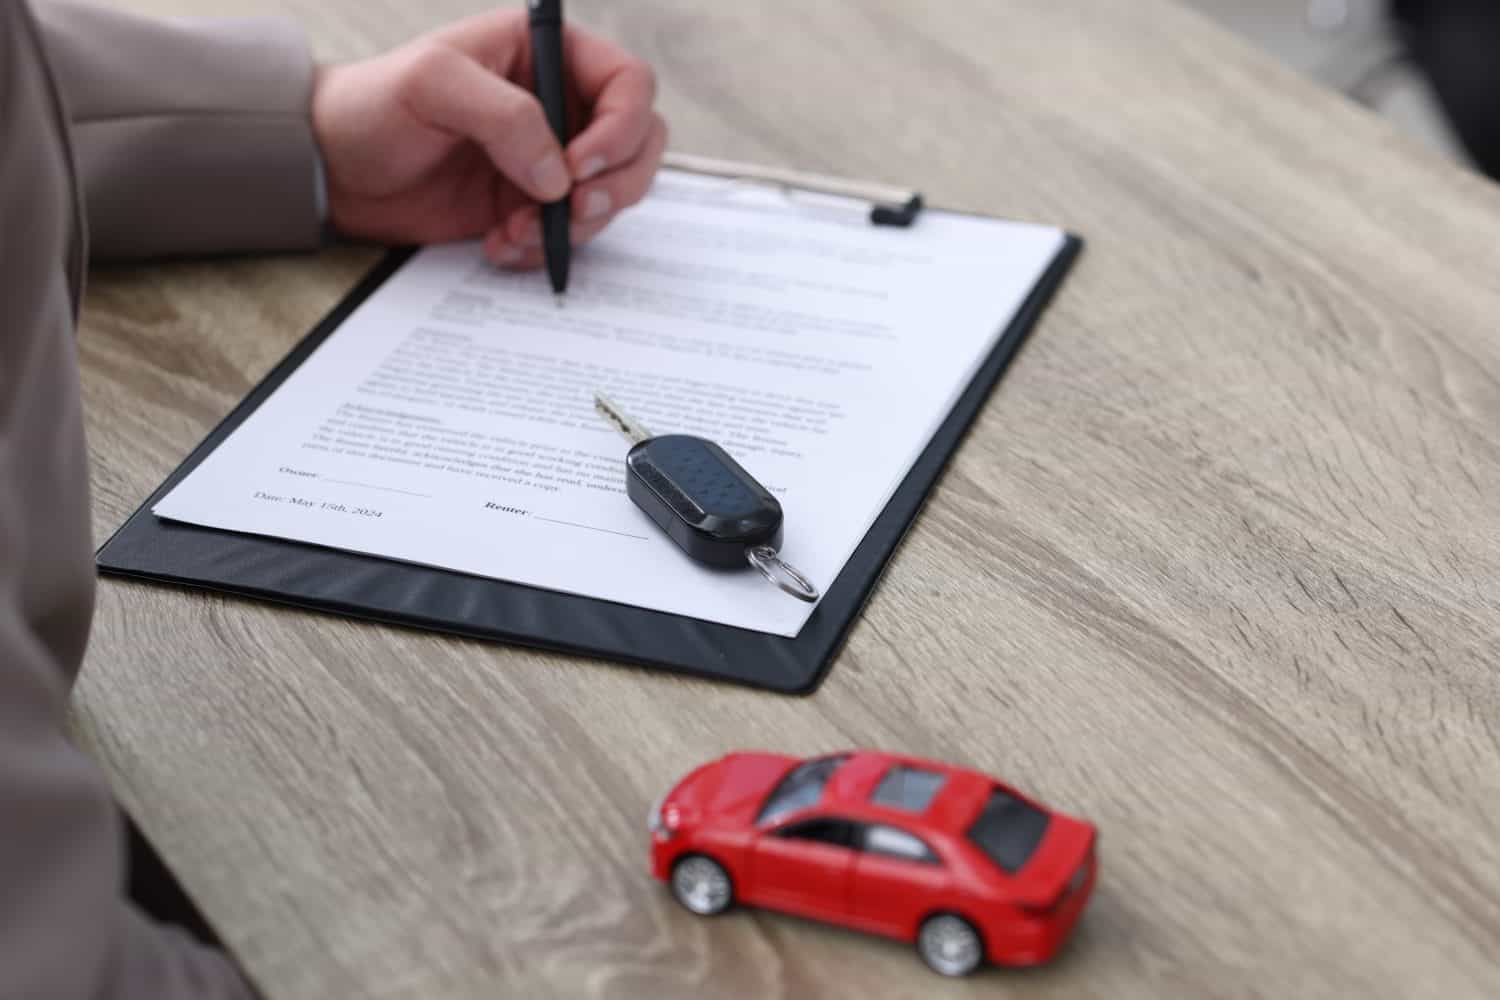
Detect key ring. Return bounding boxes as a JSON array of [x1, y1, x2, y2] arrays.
[[746, 545, 820, 603]]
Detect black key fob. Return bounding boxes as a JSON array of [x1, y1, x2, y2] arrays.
[[626, 435, 783, 568]]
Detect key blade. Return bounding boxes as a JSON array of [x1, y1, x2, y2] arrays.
[[593, 391, 653, 445]]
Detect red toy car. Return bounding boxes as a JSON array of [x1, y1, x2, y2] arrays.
[[649, 750, 1096, 976]]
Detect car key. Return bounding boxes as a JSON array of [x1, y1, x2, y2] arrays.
[[593, 391, 819, 602]]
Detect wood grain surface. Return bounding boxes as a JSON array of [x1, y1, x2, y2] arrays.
[[73, 1, 1500, 997]]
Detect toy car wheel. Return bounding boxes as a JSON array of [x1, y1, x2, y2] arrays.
[[670, 855, 734, 916], [917, 914, 984, 977]]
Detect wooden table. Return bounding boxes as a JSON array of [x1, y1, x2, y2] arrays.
[[75, 1, 1500, 997]]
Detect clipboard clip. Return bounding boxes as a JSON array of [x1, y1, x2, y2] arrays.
[[663, 152, 925, 228]]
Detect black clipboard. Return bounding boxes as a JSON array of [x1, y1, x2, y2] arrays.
[[97, 162, 1082, 695]]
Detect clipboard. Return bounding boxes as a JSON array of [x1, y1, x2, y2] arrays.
[[96, 155, 1082, 695]]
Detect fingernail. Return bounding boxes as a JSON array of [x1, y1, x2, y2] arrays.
[[492, 243, 524, 264], [530, 153, 570, 200], [518, 218, 542, 247], [580, 189, 613, 221], [577, 155, 608, 181]]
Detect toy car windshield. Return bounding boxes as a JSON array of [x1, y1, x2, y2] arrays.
[[755, 754, 849, 825]]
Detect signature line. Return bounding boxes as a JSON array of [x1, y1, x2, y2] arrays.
[[533, 516, 647, 540], [321, 478, 433, 499]]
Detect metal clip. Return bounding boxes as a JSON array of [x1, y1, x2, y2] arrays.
[[746, 545, 820, 603]]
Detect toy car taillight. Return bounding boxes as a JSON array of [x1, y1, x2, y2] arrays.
[[1020, 857, 1090, 917], [1018, 897, 1061, 918]]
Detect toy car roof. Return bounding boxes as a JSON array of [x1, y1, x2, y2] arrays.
[[819, 750, 1021, 834]]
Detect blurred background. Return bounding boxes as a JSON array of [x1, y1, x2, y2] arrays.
[[1187, 0, 1500, 178]]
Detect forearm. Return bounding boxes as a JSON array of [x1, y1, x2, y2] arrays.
[[35, 1, 324, 261]]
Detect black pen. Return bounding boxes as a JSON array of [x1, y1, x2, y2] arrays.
[[528, 0, 570, 302]]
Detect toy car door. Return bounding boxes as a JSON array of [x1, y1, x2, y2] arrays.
[[850, 823, 949, 937], [748, 816, 859, 922]]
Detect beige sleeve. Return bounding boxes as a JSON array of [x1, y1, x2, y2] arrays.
[[35, 0, 324, 260], [0, 3, 262, 997]]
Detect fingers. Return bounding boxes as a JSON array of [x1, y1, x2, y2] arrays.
[[398, 43, 571, 203], [482, 215, 613, 270], [391, 21, 663, 264], [573, 112, 669, 220], [492, 111, 663, 254], [419, 18, 657, 189], [562, 26, 658, 183]]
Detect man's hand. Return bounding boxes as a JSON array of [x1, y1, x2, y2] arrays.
[[311, 10, 666, 267]]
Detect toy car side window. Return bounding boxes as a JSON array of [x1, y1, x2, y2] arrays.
[[774, 816, 859, 849], [862, 824, 941, 865]]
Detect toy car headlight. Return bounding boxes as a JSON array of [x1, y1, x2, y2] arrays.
[[648, 792, 667, 835]]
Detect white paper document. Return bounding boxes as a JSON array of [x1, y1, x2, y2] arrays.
[[153, 169, 1065, 637]]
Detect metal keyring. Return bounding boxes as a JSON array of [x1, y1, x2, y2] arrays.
[[745, 545, 820, 603]]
